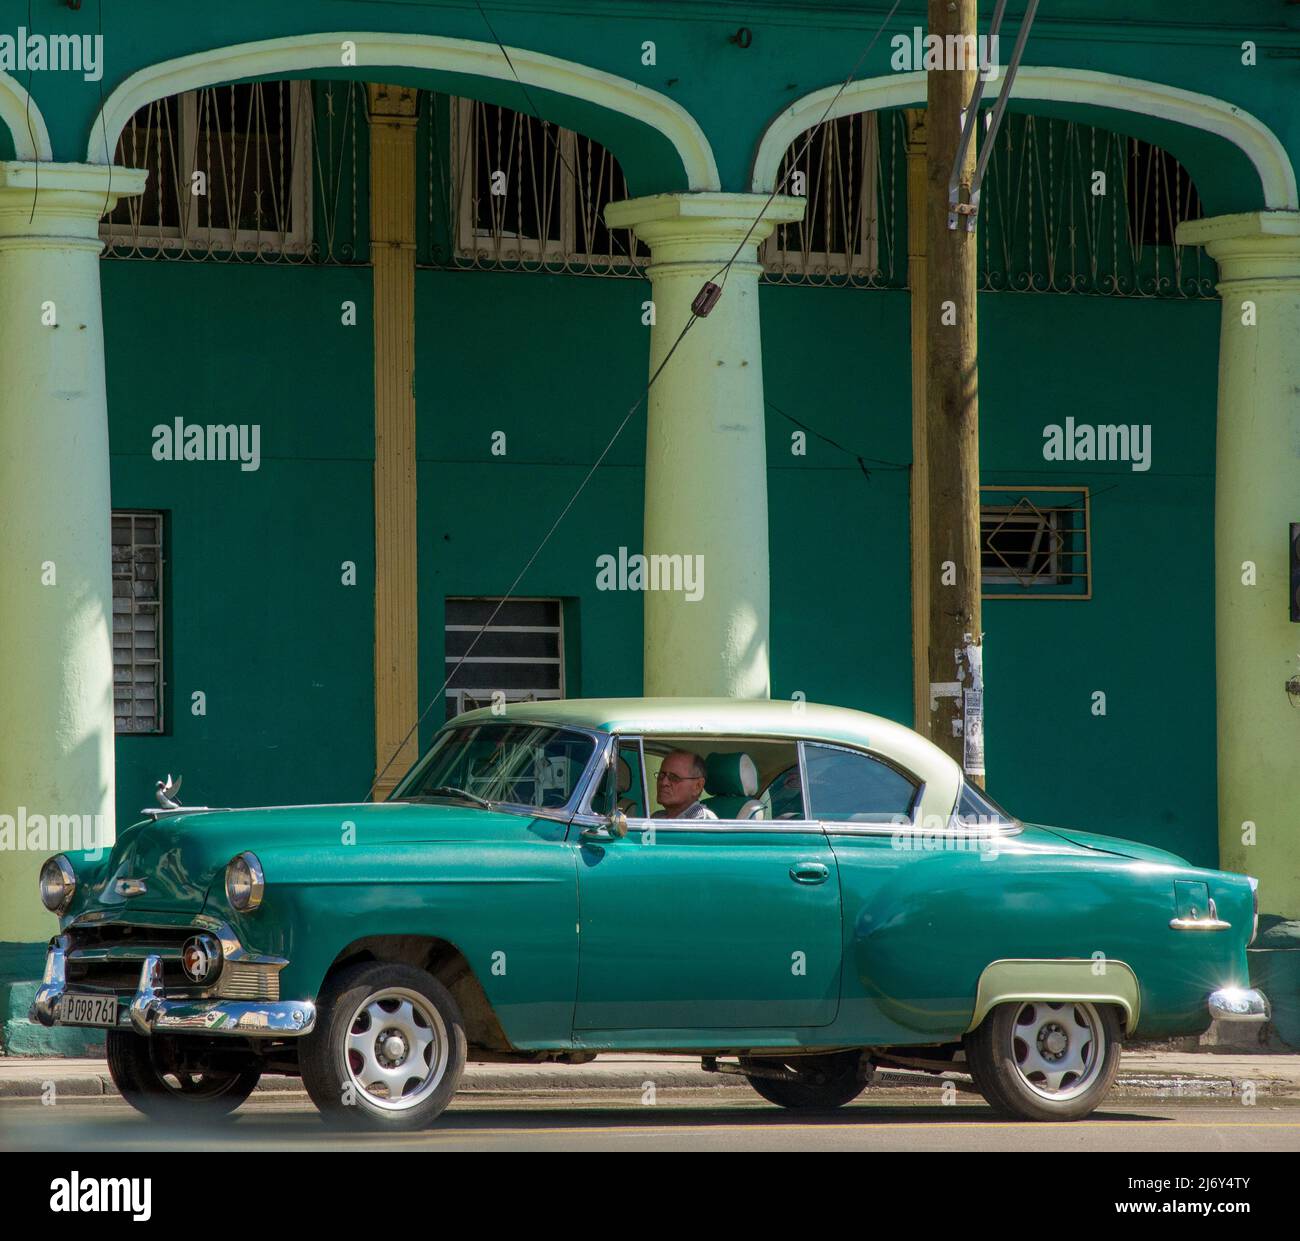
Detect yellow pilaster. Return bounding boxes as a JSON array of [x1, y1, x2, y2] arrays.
[[368, 85, 420, 796]]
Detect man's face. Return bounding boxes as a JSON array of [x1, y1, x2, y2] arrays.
[[655, 752, 705, 813]]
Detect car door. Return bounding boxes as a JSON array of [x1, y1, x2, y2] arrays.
[[805, 740, 956, 1038], [571, 737, 843, 1034]]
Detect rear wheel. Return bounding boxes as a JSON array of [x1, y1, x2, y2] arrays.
[[965, 1000, 1121, 1121], [106, 1029, 260, 1119], [299, 961, 466, 1131], [740, 1051, 867, 1111]]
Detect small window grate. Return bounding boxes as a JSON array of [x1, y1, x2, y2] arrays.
[[444, 597, 565, 720], [980, 487, 1091, 599], [112, 511, 165, 732]]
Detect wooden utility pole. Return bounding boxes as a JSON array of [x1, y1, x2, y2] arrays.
[[905, 108, 930, 739], [924, 0, 985, 785]]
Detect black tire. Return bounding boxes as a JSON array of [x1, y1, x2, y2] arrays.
[[106, 1029, 259, 1119], [299, 961, 467, 1131], [965, 1000, 1122, 1121], [740, 1051, 867, 1111]]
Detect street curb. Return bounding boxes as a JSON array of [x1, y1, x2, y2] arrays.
[[3, 1066, 1297, 1101]]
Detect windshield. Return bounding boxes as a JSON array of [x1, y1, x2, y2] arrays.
[[394, 722, 598, 811]]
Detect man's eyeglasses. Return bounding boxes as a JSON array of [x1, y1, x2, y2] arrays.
[[656, 770, 702, 785]]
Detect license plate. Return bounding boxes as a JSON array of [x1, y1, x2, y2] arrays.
[[61, 994, 119, 1028]]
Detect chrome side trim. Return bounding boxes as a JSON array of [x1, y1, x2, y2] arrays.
[[570, 814, 828, 835], [1208, 987, 1270, 1023], [823, 821, 1023, 839]]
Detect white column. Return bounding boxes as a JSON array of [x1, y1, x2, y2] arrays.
[[0, 161, 146, 942], [1179, 210, 1300, 919], [605, 192, 803, 699]]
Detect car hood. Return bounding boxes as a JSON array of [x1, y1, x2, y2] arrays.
[[1031, 824, 1191, 868], [81, 801, 541, 915]]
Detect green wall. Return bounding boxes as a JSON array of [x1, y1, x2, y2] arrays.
[[978, 292, 1221, 865], [414, 269, 649, 752], [105, 261, 377, 826], [102, 258, 1219, 869]]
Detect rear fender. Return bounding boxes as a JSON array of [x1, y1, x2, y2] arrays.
[[969, 958, 1140, 1035]]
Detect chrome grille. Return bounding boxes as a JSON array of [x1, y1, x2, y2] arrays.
[[215, 963, 281, 1001]]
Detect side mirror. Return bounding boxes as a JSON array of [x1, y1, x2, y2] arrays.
[[580, 809, 629, 844]]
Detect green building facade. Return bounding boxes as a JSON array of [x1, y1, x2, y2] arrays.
[[2, 1, 1298, 1049]]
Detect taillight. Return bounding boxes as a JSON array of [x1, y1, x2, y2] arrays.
[[1248, 877, 1259, 945]]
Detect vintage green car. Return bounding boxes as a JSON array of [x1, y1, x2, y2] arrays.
[[31, 697, 1267, 1128]]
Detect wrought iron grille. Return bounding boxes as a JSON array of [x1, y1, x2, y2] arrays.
[[436, 97, 645, 274], [762, 111, 908, 288], [980, 487, 1092, 599], [112, 511, 165, 733], [101, 80, 365, 263], [977, 114, 1213, 297]]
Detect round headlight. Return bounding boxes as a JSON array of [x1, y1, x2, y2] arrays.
[[224, 851, 264, 912], [39, 855, 76, 914]]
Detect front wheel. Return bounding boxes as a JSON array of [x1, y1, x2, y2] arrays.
[[740, 1051, 867, 1111], [965, 1000, 1122, 1121], [299, 961, 466, 1131], [106, 1030, 260, 1119]]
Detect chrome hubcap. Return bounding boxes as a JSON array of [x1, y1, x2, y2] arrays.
[[1011, 1001, 1105, 1102], [345, 988, 448, 1112]]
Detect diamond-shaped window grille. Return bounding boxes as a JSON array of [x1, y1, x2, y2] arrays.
[[980, 488, 1091, 599]]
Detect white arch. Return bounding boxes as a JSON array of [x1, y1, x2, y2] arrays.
[[752, 67, 1297, 211], [88, 31, 719, 190], [0, 71, 53, 160]]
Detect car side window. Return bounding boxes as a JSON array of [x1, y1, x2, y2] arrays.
[[802, 742, 918, 823]]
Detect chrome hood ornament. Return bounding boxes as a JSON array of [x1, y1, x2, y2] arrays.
[[155, 774, 183, 809]]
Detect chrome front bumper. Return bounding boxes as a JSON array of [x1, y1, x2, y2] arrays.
[[30, 939, 316, 1038], [1207, 986, 1271, 1023]]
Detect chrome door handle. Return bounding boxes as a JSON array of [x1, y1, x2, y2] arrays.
[[789, 862, 830, 884]]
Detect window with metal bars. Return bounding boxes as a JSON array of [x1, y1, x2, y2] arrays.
[[101, 81, 316, 258], [762, 112, 886, 283], [444, 598, 565, 720], [980, 487, 1091, 599], [448, 98, 646, 271], [112, 512, 165, 733]]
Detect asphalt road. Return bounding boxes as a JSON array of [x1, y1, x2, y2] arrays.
[[4, 1091, 1300, 1152]]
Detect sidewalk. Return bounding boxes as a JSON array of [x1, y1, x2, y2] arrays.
[[2, 1050, 1298, 1100]]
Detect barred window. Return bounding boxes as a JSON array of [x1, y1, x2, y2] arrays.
[[101, 81, 313, 257], [112, 512, 165, 733], [444, 598, 565, 720], [762, 113, 882, 282], [981, 487, 1091, 599], [449, 98, 644, 270]]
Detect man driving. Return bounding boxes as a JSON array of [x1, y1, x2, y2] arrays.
[[652, 750, 717, 820]]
